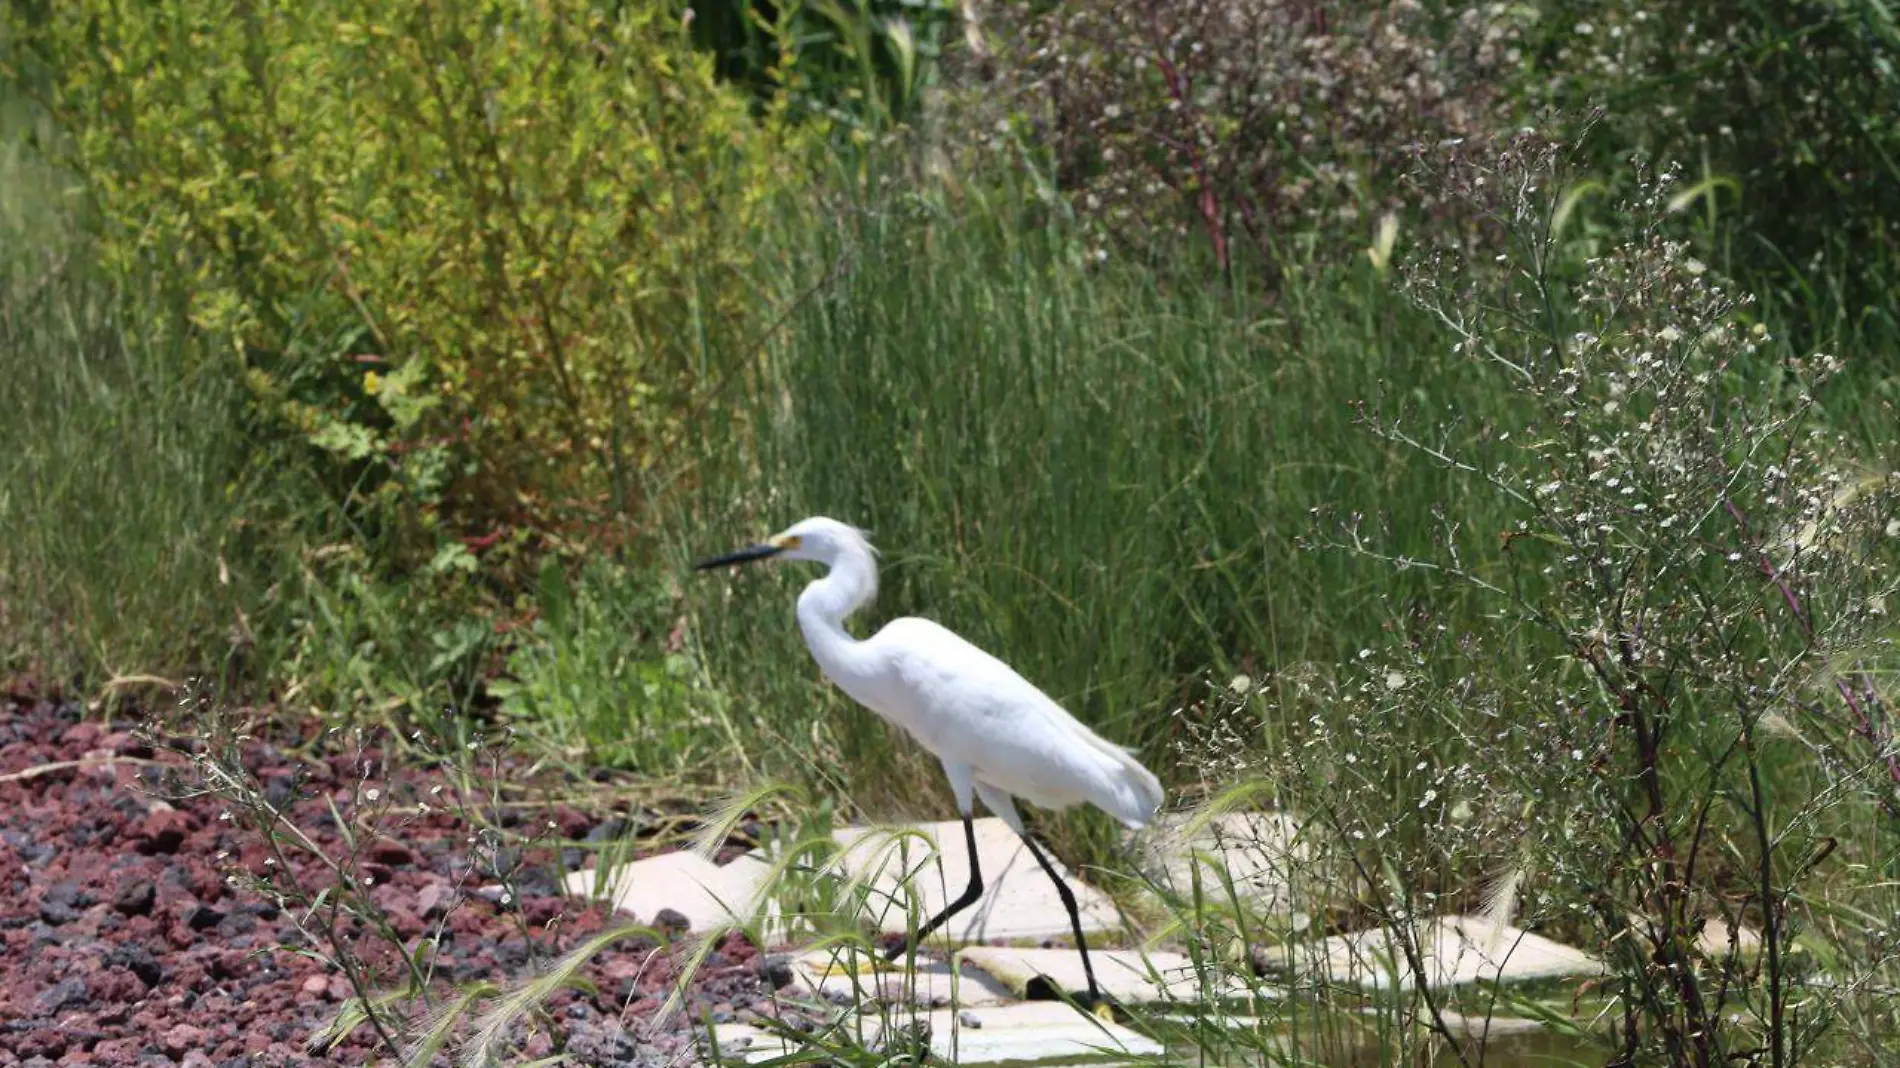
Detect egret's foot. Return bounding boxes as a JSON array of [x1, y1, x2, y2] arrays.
[[1023, 975, 1122, 1022], [881, 938, 927, 965]]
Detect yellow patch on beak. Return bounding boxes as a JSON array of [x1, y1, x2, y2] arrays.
[[770, 534, 802, 551]]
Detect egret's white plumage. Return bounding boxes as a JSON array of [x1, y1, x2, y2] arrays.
[[695, 515, 1165, 1002], [779, 519, 1162, 832]]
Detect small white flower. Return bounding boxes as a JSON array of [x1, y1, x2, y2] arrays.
[[365, 789, 381, 803]]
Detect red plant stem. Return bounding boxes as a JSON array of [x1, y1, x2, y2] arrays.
[[1722, 498, 1811, 635], [1148, 38, 1228, 271], [1723, 499, 1900, 793], [1836, 678, 1900, 789]]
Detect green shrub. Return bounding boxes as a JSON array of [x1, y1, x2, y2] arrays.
[[961, 0, 1523, 276], [489, 559, 732, 775], [6, 0, 801, 559]]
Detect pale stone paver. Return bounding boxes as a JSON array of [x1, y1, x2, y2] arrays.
[[1140, 810, 1307, 914], [1431, 1010, 1548, 1039], [959, 945, 1261, 1005], [562, 849, 775, 932], [924, 1001, 1165, 1064], [788, 944, 1015, 1007], [1695, 919, 1763, 958], [701, 1003, 1161, 1065], [1266, 915, 1604, 991], [565, 817, 1126, 942], [831, 819, 1124, 943]]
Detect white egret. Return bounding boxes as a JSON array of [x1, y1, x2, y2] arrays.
[[694, 516, 1164, 1005]]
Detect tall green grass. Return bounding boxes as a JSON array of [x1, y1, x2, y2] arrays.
[[662, 188, 1533, 822], [0, 92, 289, 690]]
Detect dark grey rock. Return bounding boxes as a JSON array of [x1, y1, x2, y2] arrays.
[[759, 955, 795, 990], [566, 1021, 642, 1064], [113, 879, 157, 917], [483, 846, 522, 879], [653, 908, 690, 934], [39, 880, 87, 925], [106, 942, 163, 986], [184, 904, 226, 931], [216, 910, 257, 938], [583, 818, 629, 845], [35, 976, 87, 1015]]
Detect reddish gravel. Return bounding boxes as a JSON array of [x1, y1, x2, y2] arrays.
[[0, 693, 783, 1067]]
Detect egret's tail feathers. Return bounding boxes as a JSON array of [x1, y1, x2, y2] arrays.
[[1094, 741, 1165, 830]]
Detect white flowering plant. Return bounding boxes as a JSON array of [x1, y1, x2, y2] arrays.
[[1177, 131, 1900, 1065]]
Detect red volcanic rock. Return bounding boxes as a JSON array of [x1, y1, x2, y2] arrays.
[[0, 694, 776, 1065]]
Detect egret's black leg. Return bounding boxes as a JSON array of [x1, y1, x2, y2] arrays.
[[885, 813, 984, 962], [1019, 833, 1103, 1005]]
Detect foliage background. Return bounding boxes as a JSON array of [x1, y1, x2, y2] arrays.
[[6, 0, 1900, 1060], [3, 0, 1896, 842]]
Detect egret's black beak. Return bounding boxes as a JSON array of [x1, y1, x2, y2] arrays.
[[693, 542, 783, 571]]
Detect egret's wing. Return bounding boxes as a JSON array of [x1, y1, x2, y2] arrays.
[[866, 618, 1163, 827]]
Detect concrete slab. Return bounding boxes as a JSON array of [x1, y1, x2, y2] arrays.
[[832, 819, 1124, 944], [929, 1001, 1165, 1064], [563, 849, 775, 932], [959, 945, 1259, 1005], [1267, 915, 1604, 991], [1140, 810, 1307, 914], [1695, 919, 1763, 959], [788, 944, 1015, 1008], [701, 1003, 1162, 1065], [1426, 1009, 1547, 1039]]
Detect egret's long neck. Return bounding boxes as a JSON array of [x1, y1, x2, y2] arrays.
[[796, 543, 879, 679]]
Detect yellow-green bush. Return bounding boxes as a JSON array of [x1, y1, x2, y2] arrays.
[[7, 0, 800, 553]]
